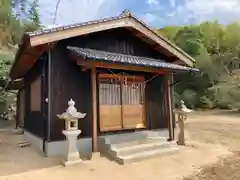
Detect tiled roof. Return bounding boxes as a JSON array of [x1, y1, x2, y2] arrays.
[[27, 12, 130, 37], [24, 9, 195, 65], [67, 46, 199, 73]]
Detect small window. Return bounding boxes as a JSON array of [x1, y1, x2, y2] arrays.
[[19, 89, 25, 126], [30, 76, 41, 111]]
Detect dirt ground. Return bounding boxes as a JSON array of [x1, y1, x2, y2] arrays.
[[1, 110, 240, 180], [183, 110, 240, 180], [0, 121, 61, 176]]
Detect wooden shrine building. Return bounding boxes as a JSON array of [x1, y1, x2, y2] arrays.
[[9, 10, 199, 157]]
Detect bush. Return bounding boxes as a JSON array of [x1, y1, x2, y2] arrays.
[[198, 95, 215, 109], [178, 89, 198, 108]]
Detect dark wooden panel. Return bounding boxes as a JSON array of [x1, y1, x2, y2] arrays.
[[24, 111, 46, 137], [61, 28, 166, 60], [50, 45, 93, 141], [145, 76, 168, 129], [16, 90, 20, 128], [23, 56, 46, 138], [41, 55, 48, 142], [30, 76, 41, 111], [17, 88, 25, 127]]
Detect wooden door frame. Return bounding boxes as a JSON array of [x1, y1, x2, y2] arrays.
[[98, 72, 146, 132]]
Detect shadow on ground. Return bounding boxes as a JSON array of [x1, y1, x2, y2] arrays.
[[0, 120, 60, 176]]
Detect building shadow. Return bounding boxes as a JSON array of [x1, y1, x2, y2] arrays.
[[0, 121, 61, 176]]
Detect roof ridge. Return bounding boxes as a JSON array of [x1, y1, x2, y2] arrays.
[[119, 9, 132, 17], [26, 12, 129, 37], [24, 10, 195, 63]]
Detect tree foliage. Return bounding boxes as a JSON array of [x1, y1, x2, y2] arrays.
[[28, 0, 40, 27], [158, 21, 240, 109], [0, 0, 41, 117]]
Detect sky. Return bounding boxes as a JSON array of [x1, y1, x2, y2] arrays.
[[39, 0, 240, 28]]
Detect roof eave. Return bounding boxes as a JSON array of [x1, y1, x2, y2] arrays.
[[9, 34, 29, 80], [67, 46, 198, 73], [127, 16, 196, 64], [26, 15, 195, 66], [9, 11, 196, 79]]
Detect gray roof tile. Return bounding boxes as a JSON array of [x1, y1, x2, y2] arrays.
[[24, 10, 195, 64], [26, 14, 128, 37], [67, 46, 199, 73]]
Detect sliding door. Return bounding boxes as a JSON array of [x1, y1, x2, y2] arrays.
[[99, 74, 146, 132]]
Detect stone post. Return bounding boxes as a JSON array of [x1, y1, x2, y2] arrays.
[[57, 99, 86, 166], [174, 100, 192, 146]]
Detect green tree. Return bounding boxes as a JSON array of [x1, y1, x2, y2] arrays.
[[0, 0, 41, 117], [157, 26, 182, 41], [28, 0, 40, 27]]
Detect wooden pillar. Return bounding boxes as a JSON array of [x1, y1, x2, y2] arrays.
[[165, 75, 174, 140], [16, 90, 20, 129], [91, 67, 98, 152], [170, 75, 175, 139]]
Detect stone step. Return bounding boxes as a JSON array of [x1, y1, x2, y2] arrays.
[[111, 137, 166, 149], [115, 146, 179, 165], [111, 140, 177, 157], [102, 133, 148, 145]]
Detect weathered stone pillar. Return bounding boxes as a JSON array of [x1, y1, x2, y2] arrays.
[[57, 99, 86, 166], [174, 100, 192, 146]]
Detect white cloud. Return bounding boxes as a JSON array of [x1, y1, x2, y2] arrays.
[[144, 0, 240, 27], [169, 0, 175, 7], [146, 0, 161, 9], [141, 12, 158, 23], [39, 0, 240, 28], [174, 0, 240, 24], [39, 0, 120, 26], [167, 13, 175, 17]]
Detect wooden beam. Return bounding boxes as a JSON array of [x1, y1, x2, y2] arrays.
[[99, 73, 145, 81], [28, 17, 194, 66], [128, 19, 194, 66], [30, 19, 127, 46], [91, 67, 98, 152], [165, 75, 174, 140], [172, 60, 185, 65], [77, 59, 167, 75], [10, 44, 49, 79], [11, 16, 195, 79]]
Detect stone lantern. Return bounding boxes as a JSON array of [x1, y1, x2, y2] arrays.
[[57, 99, 86, 166], [174, 100, 192, 146]]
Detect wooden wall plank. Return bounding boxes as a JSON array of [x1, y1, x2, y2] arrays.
[[145, 76, 168, 130], [50, 45, 92, 141], [23, 58, 46, 138]]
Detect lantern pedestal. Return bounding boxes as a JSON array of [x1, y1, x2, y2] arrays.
[[176, 113, 186, 146], [174, 100, 192, 146], [57, 99, 86, 167], [61, 129, 82, 166]]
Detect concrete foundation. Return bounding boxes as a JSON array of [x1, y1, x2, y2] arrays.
[[24, 130, 44, 155], [24, 129, 169, 157]]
